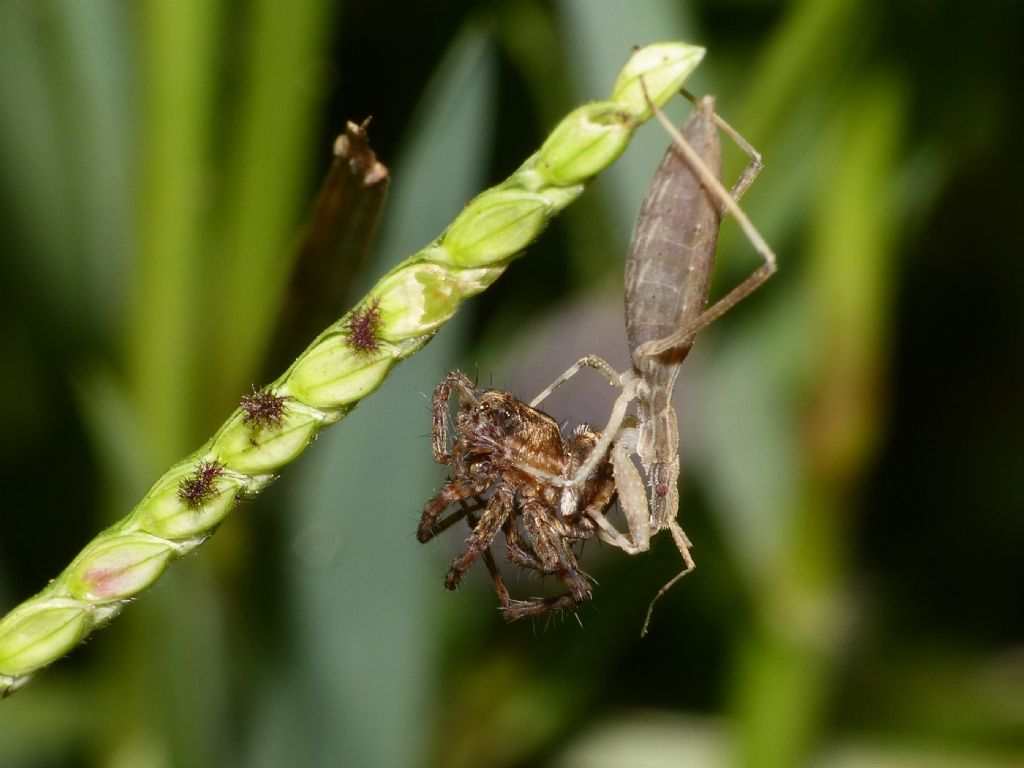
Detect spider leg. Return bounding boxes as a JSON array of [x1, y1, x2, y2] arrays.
[[501, 555, 593, 621], [418, 476, 491, 543], [426, 496, 487, 539], [502, 592, 582, 621], [465, 506, 512, 609], [445, 484, 513, 590], [500, 498, 593, 621], [431, 370, 478, 463], [503, 516, 545, 572], [522, 500, 576, 574]]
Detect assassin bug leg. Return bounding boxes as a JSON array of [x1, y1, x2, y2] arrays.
[[635, 83, 776, 359]]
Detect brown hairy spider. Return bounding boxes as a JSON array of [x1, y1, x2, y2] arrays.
[[418, 370, 616, 619]]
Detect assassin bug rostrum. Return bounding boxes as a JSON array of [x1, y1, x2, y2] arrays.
[[525, 86, 777, 630]]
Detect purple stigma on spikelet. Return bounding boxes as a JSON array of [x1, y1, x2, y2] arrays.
[[177, 460, 225, 508], [240, 388, 288, 430], [344, 298, 383, 354]]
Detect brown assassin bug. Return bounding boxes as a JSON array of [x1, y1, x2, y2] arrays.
[[526, 85, 776, 631]]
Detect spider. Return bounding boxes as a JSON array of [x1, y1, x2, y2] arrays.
[[417, 370, 616, 619]]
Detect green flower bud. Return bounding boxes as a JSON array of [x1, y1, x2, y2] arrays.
[[536, 102, 633, 185], [67, 535, 177, 603], [371, 262, 504, 337], [212, 407, 325, 475], [0, 600, 90, 675], [611, 42, 704, 121], [447, 264, 507, 300], [285, 337, 392, 408], [133, 465, 243, 540], [442, 190, 549, 266]]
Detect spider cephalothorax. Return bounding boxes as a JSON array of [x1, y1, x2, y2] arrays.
[[418, 370, 615, 619]]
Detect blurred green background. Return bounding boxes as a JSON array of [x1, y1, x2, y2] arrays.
[[1, 0, 1021, 766]]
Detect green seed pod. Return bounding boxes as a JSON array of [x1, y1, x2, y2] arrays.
[[285, 338, 393, 408], [0, 600, 91, 676], [536, 102, 634, 185], [612, 42, 705, 121], [442, 190, 550, 266], [66, 534, 178, 603], [213, 405, 326, 474], [133, 464, 244, 540]]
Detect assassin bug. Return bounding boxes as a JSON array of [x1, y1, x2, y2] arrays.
[[527, 86, 777, 631]]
